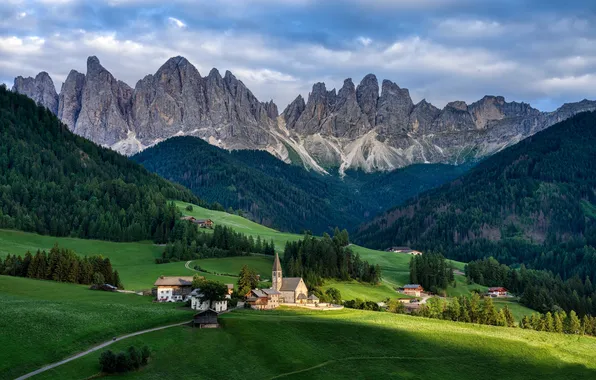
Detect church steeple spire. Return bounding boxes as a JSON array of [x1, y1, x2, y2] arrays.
[[272, 252, 282, 291]]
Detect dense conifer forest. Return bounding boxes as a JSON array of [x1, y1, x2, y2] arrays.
[[0, 86, 200, 242], [132, 136, 468, 234], [355, 111, 596, 283], [282, 229, 381, 286]]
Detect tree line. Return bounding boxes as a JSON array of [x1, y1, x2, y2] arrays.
[[0, 244, 122, 288], [519, 310, 596, 336], [157, 223, 275, 263], [466, 256, 596, 317], [282, 228, 381, 287], [409, 253, 455, 293]]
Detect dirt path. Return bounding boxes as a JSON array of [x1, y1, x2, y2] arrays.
[[185, 260, 198, 272], [15, 321, 190, 380], [269, 356, 460, 379]]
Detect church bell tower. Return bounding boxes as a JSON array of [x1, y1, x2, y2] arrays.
[[272, 252, 282, 291]]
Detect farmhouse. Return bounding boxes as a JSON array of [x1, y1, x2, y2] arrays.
[[386, 246, 423, 255], [193, 309, 219, 328], [180, 216, 214, 229], [189, 289, 228, 312], [154, 276, 194, 302], [488, 287, 508, 298], [246, 288, 281, 310], [402, 284, 424, 297], [272, 253, 308, 303]]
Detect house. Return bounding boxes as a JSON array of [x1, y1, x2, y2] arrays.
[[386, 246, 422, 255], [193, 309, 219, 328], [180, 216, 214, 229], [488, 287, 508, 298], [154, 276, 194, 302], [189, 289, 228, 312], [272, 253, 308, 303], [196, 219, 214, 229], [246, 288, 281, 310], [402, 284, 424, 297]]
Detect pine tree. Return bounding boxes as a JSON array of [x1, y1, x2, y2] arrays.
[[502, 305, 516, 327], [496, 309, 507, 327], [544, 312, 554, 332], [554, 312, 564, 333], [113, 270, 123, 289], [565, 310, 581, 334]]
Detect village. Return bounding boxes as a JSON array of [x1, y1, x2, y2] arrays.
[[153, 249, 512, 327]]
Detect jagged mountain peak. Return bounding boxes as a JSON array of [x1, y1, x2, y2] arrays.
[[11, 58, 596, 174]]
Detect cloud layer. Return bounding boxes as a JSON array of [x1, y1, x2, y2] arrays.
[[1, 0, 595, 111]]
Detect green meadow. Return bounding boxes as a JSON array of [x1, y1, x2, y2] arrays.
[[34, 308, 596, 380], [0, 276, 193, 380]]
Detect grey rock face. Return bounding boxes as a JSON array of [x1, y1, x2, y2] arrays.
[[282, 95, 305, 128], [356, 74, 379, 127], [12, 72, 59, 115], [376, 80, 414, 136], [13, 58, 596, 174], [74, 56, 132, 147], [58, 70, 85, 131]]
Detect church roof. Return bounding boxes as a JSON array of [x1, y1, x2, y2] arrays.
[[262, 289, 281, 295], [280, 277, 303, 291], [273, 252, 282, 272]]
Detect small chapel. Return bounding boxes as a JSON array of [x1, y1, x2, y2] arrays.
[[272, 252, 308, 303]]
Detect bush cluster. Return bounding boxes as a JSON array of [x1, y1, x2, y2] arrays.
[[99, 346, 151, 373]]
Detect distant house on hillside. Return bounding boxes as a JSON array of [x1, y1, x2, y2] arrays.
[[180, 216, 214, 229], [488, 287, 508, 298], [402, 284, 424, 297], [225, 284, 234, 298], [386, 246, 423, 255], [154, 276, 194, 302]]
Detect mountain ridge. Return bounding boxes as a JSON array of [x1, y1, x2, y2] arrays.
[[13, 55, 596, 173]]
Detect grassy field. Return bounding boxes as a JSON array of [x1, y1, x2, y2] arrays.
[[34, 307, 596, 380], [190, 255, 273, 277], [176, 200, 303, 251], [494, 298, 537, 321], [321, 279, 412, 301], [0, 276, 193, 380]]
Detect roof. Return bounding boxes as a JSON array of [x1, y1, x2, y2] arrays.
[[297, 293, 307, 300], [154, 276, 194, 286], [390, 246, 412, 251], [226, 284, 234, 289], [280, 277, 303, 291], [488, 287, 507, 291], [251, 289, 267, 298], [195, 219, 212, 223], [194, 309, 218, 317], [307, 294, 319, 300], [273, 252, 282, 272], [262, 288, 281, 295], [404, 284, 423, 289]]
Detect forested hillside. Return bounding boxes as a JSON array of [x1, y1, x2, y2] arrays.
[[0, 86, 199, 242], [132, 136, 468, 234], [355, 111, 596, 283]]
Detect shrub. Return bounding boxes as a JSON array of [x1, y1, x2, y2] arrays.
[[186, 205, 193, 211], [99, 346, 151, 373]]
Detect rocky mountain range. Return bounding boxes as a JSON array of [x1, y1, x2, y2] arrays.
[[13, 56, 596, 174]]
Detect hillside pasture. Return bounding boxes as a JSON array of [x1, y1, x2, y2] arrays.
[[33, 308, 596, 380], [0, 276, 193, 380]]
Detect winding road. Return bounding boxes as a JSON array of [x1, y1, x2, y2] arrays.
[[15, 321, 190, 380]]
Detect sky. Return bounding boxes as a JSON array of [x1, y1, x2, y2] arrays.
[[1, 0, 595, 111]]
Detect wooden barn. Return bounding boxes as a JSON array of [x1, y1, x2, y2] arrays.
[[193, 309, 220, 328]]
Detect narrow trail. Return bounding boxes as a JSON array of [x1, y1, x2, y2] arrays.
[[185, 260, 198, 272], [15, 321, 190, 380], [269, 356, 462, 379]]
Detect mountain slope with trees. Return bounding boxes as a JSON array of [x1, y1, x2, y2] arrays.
[[355, 111, 596, 282], [0, 85, 199, 242], [132, 136, 469, 234]]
